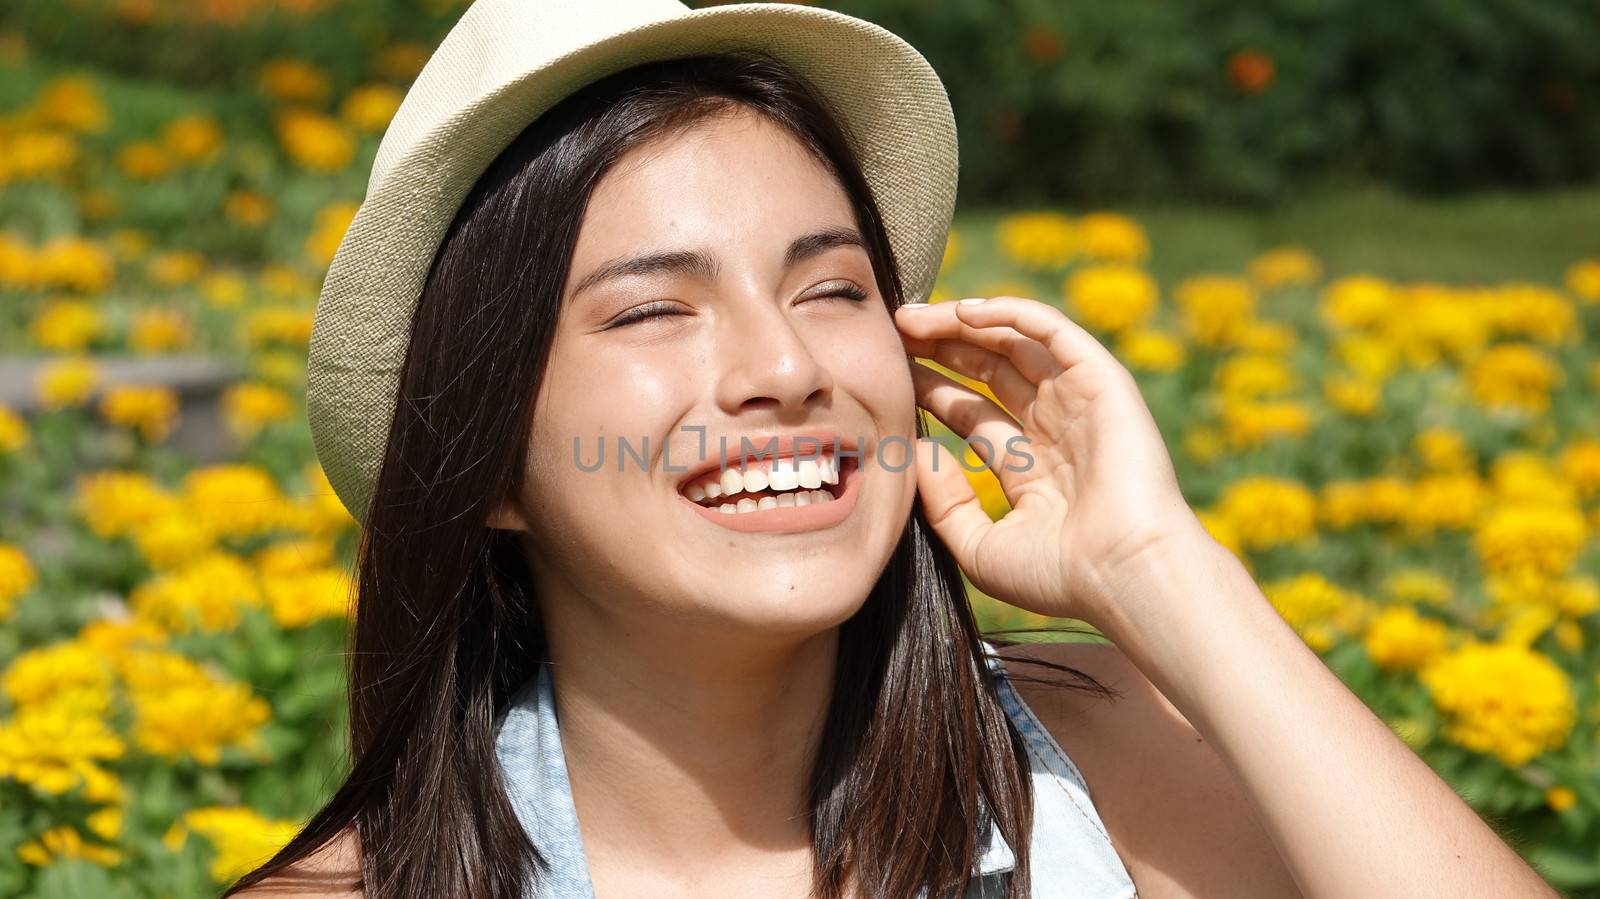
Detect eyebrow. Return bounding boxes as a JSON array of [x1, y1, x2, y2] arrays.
[[569, 226, 866, 298]]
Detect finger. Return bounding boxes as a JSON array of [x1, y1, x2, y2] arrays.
[[951, 296, 1117, 371], [895, 303, 1062, 384], [913, 338, 1036, 421], [910, 363, 1043, 497], [913, 436, 993, 566]]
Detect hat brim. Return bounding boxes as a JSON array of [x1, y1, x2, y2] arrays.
[[308, 3, 958, 524]]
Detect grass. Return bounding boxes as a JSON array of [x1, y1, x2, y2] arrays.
[[956, 185, 1600, 288]]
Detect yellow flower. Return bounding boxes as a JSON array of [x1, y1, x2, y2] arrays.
[[223, 189, 275, 227], [0, 404, 28, 454], [958, 443, 1009, 521], [1214, 477, 1317, 550], [940, 228, 962, 271], [241, 306, 315, 348], [1474, 503, 1587, 578], [98, 384, 179, 441], [1323, 372, 1381, 416], [87, 806, 123, 841], [1247, 245, 1321, 289], [36, 356, 100, 409], [109, 228, 149, 260], [0, 704, 124, 798], [0, 543, 39, 621], [76, 471, 180, 537], [276, 108, 355, 172], [1465, 344, 1561, 414], [1075, 212, 1148, 263], [258, 58, 330, 103], [29, 298, 104, 351], [35, 75, 108, 134], [305, 200, 359, 267], [77, 617, 168, 657], [169, 806, 301, 884], [129, 308, 192, 353], [132, 513, 217, 569], [340, 83, 403, 132], [1557, 439, 1600, 500], [201, 271, 250, 308], [1484, 283, 1578, 345], [1319, 275, 1395, 331], [1382, 569, 1454, 607], [254, 538, 335, 575], [1175, 275, 1256, 346], [1219, 399, 1311, 450], [1421, 642, 1574, 767], [17, 825, 124, 868], [1545, 786, 1578, 813], [1565, 259, 1600, 303], [33, 237, 114, 293], [130, 552, 262, 634], [375, 41, 431, 80], [161, 113, 223, 163], [3, 642, 115, 726], [1215, 353, 1297, 400], [995, 211, 1077, 269], [263, 567, 353, 628], [1230, 319, 1298, 355], [1489, 452, 1576, 507], [1262, 572, 1370, 652], [1116, 328, 1186, 373], [183, 465, 287, 537], [1363, 606, 1450, 671], [1332, 334, 1399, 382], [298, 463, 357, 537], [223, 382, 295, 438], [1063, 264, 1158, 333], [146, 249, 206, 286], [125, 654, 270, 765], [1413, 427, 1473, 473], [1400, 473, 1487, 532], [115, 139, 172, 179]]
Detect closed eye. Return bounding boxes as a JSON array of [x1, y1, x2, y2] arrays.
[[814, 283, 869, 303], [604, 301, 688, 330]]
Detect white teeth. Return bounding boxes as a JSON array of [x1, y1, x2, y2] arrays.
[[687, 483, 706, 502], [768, 458, 800, 491], [776, 492, 795, 508], [720, 468, 742, 497], [797, 459, 821, 489], [756, 496, 777, 511], [718, 503, 736, 514], [793, 491, 812, 507], [819, 457, 838, 485], [736, 497, 757, 513], [704, 481, 722, 499], [743, 467, 769, 492], [813, 489, 833, 503]]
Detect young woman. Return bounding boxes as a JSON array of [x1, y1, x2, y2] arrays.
[[228, 32, 1557, 899]]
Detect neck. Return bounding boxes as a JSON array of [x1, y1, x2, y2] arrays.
[[539, 589, 840, 873]]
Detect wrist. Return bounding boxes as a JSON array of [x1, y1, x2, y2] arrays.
[[1085, 527, 1256, 648]]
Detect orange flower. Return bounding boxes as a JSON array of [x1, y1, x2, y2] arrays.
[[1227, 50, 1275, 94], [1022, 26, 1064, 64]]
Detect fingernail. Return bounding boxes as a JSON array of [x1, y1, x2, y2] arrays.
[[958, 297, 987, 305], [899, 302, 930, 310]]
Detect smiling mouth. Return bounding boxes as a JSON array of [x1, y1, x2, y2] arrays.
[[681, 452, 857, 515]]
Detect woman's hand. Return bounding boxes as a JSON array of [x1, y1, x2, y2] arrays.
[[894, 295, 1212, 626]]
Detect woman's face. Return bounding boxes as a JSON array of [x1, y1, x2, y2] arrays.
[[502, 106, 920, 637]]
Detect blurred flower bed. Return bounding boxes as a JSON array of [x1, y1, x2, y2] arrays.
[[2, 3, 1600, 897]]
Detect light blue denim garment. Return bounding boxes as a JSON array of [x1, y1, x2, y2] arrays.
[[492, 641, 1137, 898]]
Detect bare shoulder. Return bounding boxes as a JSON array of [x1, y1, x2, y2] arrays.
[[231, 827, 363, 897], [996, 641, 1302, 899]]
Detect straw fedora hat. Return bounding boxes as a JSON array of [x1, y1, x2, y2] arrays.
[[307, 0, 958, 524]]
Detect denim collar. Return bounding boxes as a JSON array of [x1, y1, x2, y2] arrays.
[[492, 660, 1017, 896]]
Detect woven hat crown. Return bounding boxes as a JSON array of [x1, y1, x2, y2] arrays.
[[307, 0, 958, 523]]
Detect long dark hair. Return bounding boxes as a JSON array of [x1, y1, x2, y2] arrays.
[[226, 51, 1113, 899]]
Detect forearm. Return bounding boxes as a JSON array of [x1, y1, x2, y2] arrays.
[[1091, 533, 1558, 899]]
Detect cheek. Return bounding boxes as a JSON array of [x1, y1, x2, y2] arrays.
[[825, 310, 917, 435]]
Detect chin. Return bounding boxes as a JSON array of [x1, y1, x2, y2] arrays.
[[683, 574, 879, 637]]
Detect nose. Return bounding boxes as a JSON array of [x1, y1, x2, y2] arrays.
[[712, 296, 832, 418]]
